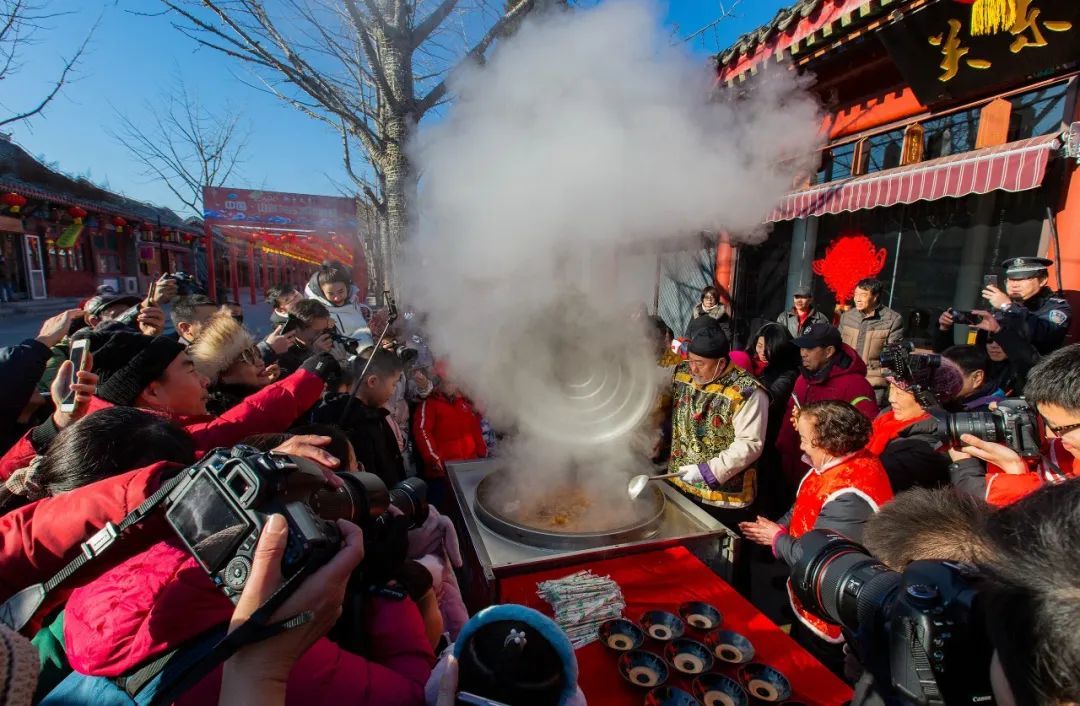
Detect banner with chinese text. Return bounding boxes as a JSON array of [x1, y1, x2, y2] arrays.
[[202, 187, 357, 234]]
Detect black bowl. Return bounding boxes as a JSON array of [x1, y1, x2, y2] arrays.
[[664, 638, 715, 676], [679, 601, 723, 631], [703, 629, 755, 665], [693, 673, 749, 706], [641, 610, 686, 642], [645, 686, 701, 706], [599, 618, 646, 652], [618, 650, 670, 689], [737, 663, 792, 703]]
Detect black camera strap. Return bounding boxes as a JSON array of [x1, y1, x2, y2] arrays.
[[0, 472, 187, 632], [147, 569, 314, 706]]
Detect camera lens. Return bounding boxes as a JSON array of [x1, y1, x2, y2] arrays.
[[791, 530, 900, 633], [389, 477, 429, 528], [946, 411, 1000, 446], [308, 471, 389, 524]]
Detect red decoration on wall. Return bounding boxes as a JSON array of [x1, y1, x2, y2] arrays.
[[812, 232, 888, 304], [112, 216, 128, 233], [1, 192, 27, 213], [68, 206, 87, 224]]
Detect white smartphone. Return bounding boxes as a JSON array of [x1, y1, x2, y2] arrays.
[[59, 339, 90, 413]]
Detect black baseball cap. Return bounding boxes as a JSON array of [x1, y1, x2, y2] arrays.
[[792, 322, 842, 349], [85, 294, 141, 317]]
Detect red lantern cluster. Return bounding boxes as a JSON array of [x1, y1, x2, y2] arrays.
[[1, 192, 27, 213]]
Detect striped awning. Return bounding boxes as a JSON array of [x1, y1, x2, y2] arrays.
[[767, 127, 1068, 223]]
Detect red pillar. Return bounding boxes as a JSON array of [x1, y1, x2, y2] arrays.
[[204, 223, 217, 302], [714, 233, 735, 307], [247, 239, 257, 305], [229, 239, 240, 304]]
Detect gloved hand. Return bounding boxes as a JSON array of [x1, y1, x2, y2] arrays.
[[679, 464, 704, 484], [301, 352, 342, 382]]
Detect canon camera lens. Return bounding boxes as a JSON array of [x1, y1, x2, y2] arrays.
[[790, 530, 901, 633]]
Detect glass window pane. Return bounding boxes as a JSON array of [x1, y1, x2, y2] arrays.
[[1009, 83, 1068, 141]]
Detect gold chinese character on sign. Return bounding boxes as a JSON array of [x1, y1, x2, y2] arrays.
[[929, 19, 993, 82], [1009, 0, 1073, 53]]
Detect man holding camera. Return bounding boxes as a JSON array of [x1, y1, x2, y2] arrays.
[[939, 258, 1070, 382], [949, 343, 1080, 506]]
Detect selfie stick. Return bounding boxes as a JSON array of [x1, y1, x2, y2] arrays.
[[1046, 206, 1065, 295], [338, 290, 398, 426]]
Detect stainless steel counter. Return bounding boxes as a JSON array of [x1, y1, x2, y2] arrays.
[[446, 459, 738, 607]]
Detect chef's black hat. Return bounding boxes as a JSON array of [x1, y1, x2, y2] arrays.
[[687, 322, 730, 359]]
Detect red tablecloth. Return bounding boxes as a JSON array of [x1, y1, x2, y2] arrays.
[[500, 546, 852, 706]]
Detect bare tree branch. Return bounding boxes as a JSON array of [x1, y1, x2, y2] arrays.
[[417, 0, 535, 116], [109, 77, 251, 216], [0, 2, 95, 127]]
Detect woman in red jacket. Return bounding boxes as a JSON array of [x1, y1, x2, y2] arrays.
[[867, 357, 963, 493], [741, 400, 892, 675]]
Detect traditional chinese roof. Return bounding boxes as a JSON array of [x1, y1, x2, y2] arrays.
[[716, 0, 908, 85], [0, 136, 200, 233]]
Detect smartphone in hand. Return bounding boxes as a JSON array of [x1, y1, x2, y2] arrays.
[[58, 338, 90, 413], [983, 274, 999, 291]]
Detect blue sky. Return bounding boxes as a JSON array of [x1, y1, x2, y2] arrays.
[[1, 0, 790, 216]]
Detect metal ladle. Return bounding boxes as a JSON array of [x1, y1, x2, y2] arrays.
[[627, 472, 682, 500]]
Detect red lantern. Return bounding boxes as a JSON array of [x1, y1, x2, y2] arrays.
[[68, 206, 87, 224], [182, 233, 196, 244], [1, 192, 27, 213], [112, 216, 127, 233]]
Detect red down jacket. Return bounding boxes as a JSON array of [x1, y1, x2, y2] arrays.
[[412, 392, 487, 477], [0, 369, 324, 624], [64, 540, 434, 706], [0, 368, 326, 480]]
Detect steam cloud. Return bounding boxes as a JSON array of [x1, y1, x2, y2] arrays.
[[403, 0, 822, 499]]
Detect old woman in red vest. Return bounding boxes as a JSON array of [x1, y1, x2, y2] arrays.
[[739, 400, 893, 674]]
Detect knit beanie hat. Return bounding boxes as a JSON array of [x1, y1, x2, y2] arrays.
[[0, 624, 38, 706], [886, 356, 965, 406], [188, 312, 255, 383], [687, 322, 730, 359], [81, 330, 187, 406]]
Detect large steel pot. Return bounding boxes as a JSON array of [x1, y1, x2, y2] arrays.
[[473, 469, 666, 550]]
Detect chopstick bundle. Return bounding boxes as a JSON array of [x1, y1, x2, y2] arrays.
[[537, 570, 625, 648]]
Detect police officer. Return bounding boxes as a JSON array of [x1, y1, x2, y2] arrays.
[[979, 257, 1071, 356]]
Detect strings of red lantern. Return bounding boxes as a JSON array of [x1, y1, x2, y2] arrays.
[[1, 192, 27, 213]]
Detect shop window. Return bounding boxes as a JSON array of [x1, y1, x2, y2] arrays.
[[815, 142, 857, 184], [812, 190, 1048, 327], [1008, 83, 1068, 142], [923, 109, 979, 159], [863, 128, 906, 174]]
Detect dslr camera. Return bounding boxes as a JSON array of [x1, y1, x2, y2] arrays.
[[167, 271, 203, 296], [328, 329, 364, 356], [947, 308, 980, 326], [879, 344, 1040, 459], [936, 399, 1041, 460], [165, 446, 428, 600], [792, 530, 994, 705]]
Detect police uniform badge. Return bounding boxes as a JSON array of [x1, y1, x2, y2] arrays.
[[1048, 309, 1069, 326]]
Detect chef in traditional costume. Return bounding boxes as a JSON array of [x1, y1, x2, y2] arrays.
[[668, 321, 768, 524]]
